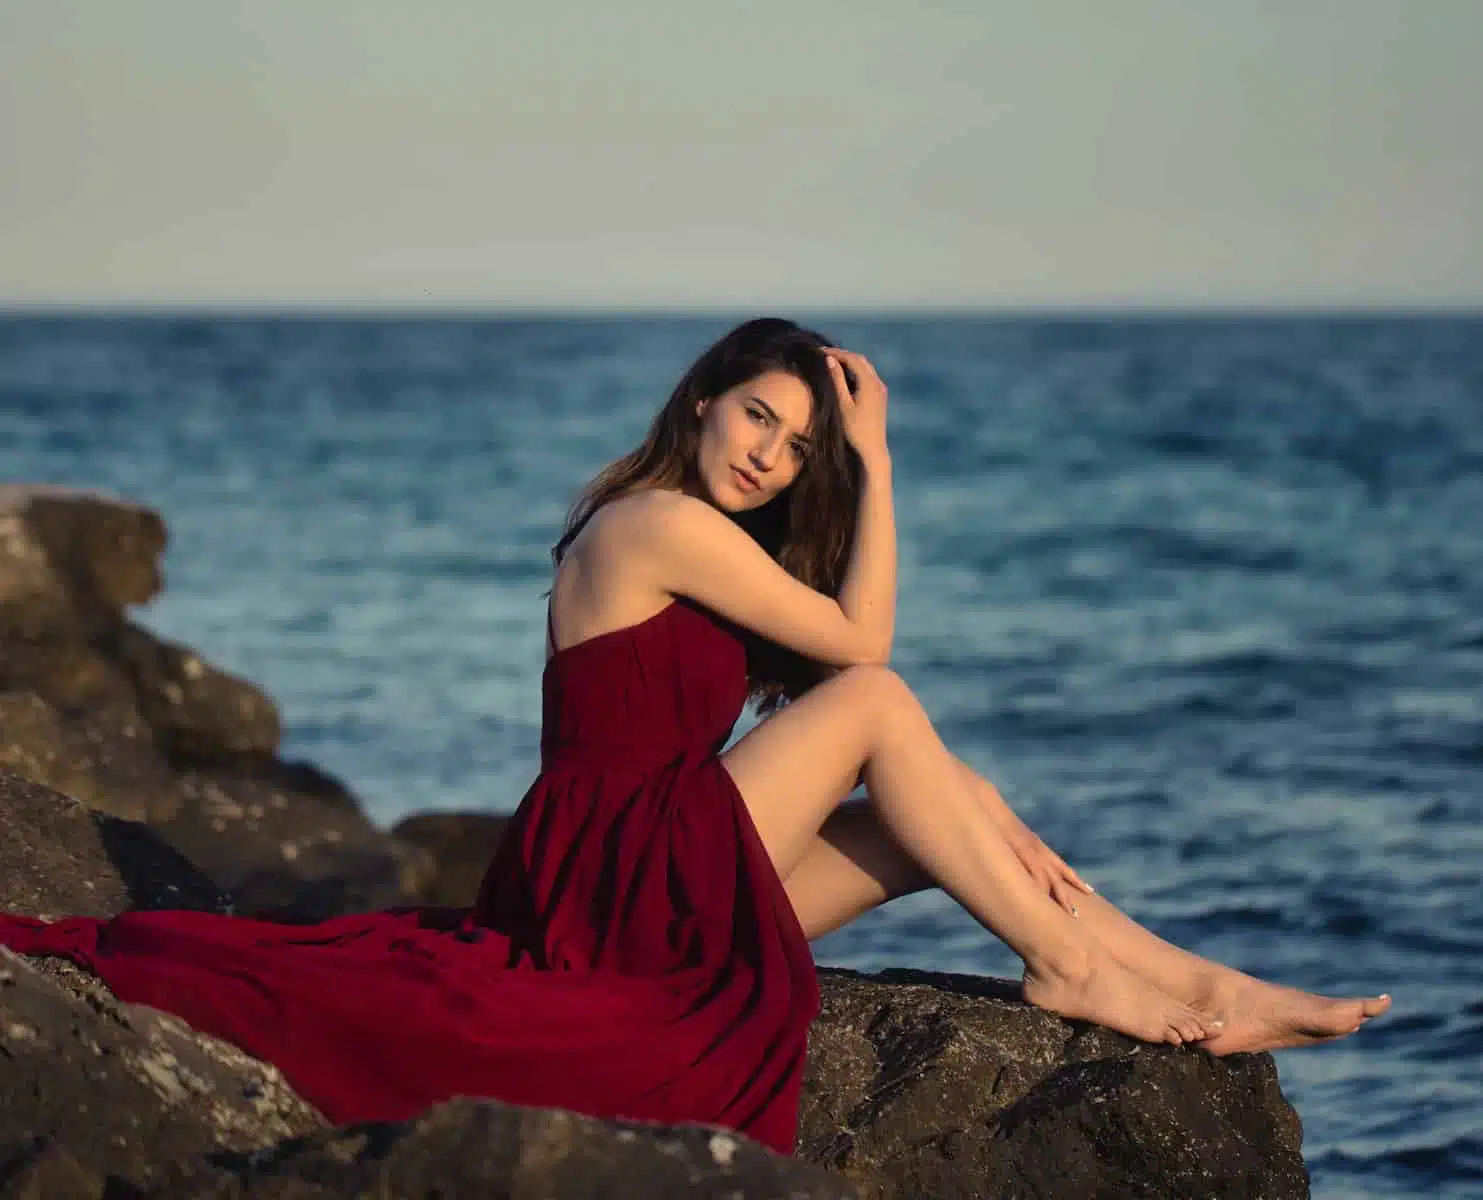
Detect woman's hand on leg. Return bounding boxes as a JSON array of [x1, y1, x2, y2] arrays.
[[1000, 821, 1095, 917], [950, 756, 1094, 916]]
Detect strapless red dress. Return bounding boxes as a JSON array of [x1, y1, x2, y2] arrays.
[[0, 599, 820, 1154]]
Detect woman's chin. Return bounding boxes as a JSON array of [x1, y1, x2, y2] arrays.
[[705, 480, 750, 512]]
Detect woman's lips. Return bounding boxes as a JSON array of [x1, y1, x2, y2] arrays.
[[732, 466, 760, 493]]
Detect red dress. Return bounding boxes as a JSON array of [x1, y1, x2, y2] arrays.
[[0, 599, 820, 1154]]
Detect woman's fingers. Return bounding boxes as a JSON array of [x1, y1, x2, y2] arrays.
[[1041, 845, 1095, 895], [1049, 877, 1080, 916], [824, 347, 887, 395], [823, 354, 857, 410], [1009, 837, 1087, 914], [1059, 860, 1096, 894]]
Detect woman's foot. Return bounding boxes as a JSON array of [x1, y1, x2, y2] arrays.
[[1023, 954, 1211, 1046], [1192, 974, 1391, 1055]]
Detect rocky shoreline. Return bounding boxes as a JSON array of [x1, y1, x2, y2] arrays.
[[0, 486, 1310, 1198]]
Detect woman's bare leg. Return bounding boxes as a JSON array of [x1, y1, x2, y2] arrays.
[[941, 756, 1391, 1049], [1059, 891, 1390, 1052], [722, 666, 1210, 1046], [778, 758, 1390, 1052], [782, 800, 932, 940]]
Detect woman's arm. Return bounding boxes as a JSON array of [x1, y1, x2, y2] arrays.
[[837, 456, 896, 662], [829, 349, 896, 661], [618, 490, 888, 667]]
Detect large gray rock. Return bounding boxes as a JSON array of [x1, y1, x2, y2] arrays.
[[0, 769, 223, 919], [799, 968, 1308, 1199], [0, 686, 184, 823], [106, 619, 281, 760], [157, 758, 437, 920], [120, 1101, 855, 1198], [0, 691, 108, 815], [0, 949, 325, 1192], [0, 486, 166, 639]]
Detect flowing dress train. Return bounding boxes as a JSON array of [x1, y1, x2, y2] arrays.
[[0, 598, 819, 1154]]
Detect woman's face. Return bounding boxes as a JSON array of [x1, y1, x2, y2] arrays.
[[693, 370, 815, 512]]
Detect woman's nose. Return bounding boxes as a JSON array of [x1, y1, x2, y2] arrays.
[[750, 435, 783, 471]]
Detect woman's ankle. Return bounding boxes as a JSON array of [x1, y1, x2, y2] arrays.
[[1024, 944, 1094, 988]]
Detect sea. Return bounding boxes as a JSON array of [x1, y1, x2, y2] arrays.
[[1, 312, 1479, 1197]]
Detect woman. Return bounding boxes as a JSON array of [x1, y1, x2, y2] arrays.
[[0, 318, 1388, 1155]]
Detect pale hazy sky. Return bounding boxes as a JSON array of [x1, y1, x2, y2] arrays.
[[2, 1, 1480, 309]]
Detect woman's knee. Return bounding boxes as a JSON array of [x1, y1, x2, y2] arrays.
[[829, 664, 919, 724]]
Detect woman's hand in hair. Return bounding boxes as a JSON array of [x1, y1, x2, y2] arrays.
[[827, 349, 890, 467]]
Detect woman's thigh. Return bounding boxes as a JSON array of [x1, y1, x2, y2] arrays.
[[721, 665, 906, 879], [784, 800, 933, 940]]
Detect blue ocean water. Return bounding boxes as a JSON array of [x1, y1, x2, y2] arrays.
[[1, 313, 1479, 1196]]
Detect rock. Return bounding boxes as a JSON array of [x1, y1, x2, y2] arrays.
[[0, 949, 325, 1194], [0, 631, 190, 826], [798, 968, 1308, 1200], [155, 759, 435, 921], [138, 1101, 856, 1198], [55, 697, 187, 823], [0, 692, 105, 813], [0, 770, 224, 919], [105, 619, 281, 760], [0, 687, 183, 824], [0, 634, 137, 713], [0, 486, 166, 639], [392, 810, 512, 905]]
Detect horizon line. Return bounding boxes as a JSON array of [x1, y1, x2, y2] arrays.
[[3, 300, 1482, 321]]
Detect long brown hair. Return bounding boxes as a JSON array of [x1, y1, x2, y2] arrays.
[[553, 317, 861, 712]]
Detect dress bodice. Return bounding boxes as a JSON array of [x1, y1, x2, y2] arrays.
[[539, 600, 750, 774]]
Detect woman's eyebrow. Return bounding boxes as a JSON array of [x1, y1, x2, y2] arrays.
[[750, 397, 812, 445]]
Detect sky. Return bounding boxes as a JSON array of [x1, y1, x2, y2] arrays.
[[1, 0, 1480, 310]]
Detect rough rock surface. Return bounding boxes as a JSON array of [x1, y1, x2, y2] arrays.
[[108, 1102, 854, 1198], [800, 968, 1308, 1199], [1, 948, 325, 1188], [0, 769, 225, 920]]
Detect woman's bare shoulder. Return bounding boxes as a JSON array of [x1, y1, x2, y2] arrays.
[[583, 489, 711, 554]]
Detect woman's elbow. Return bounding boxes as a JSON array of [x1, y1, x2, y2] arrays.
[[850, 634, 892, 666]]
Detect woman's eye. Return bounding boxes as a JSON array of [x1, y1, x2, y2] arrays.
[[791, 443, 808, 460], [746, 407, 766, 424]]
